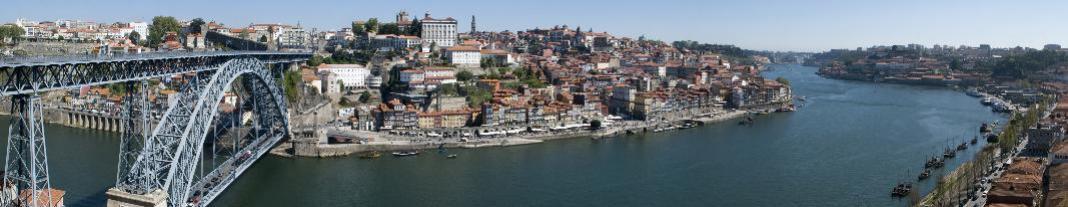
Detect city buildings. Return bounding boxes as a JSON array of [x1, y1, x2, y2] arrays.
[[446, 45, 481, 67], [317, 64, 374, 90], [420, 12, 458, 48]]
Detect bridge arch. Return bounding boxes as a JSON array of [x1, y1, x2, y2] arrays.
[[119, 58, 290, 206]]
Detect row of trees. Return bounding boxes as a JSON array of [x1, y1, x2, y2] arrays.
[[144, 16, 212, 48], [671, 40, 747, 57], [147, 16, 181, 48], [0, 24, 26, 44], [988, 50, 1068, 79], [306, 52, 369, 66], [352, 17, 422, 37]]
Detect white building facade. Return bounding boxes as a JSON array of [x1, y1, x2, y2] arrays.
[[318, 64, 373, 90], [447, 46, 481, 67], [420, 13, 458, 48], [129, 21, 148, 40]]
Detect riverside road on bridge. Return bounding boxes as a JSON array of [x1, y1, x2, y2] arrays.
[[0, 51, 310, 207]]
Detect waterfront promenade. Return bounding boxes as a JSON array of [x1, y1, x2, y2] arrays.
[[275, 109, 753, 157]]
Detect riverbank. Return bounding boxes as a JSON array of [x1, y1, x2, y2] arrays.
[[274, 108, 757, 158], [916, 95, 1046, 206], [213, 64, 1009, 207]]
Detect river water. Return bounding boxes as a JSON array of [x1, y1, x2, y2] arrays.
[[1, 64, 1005, 206]]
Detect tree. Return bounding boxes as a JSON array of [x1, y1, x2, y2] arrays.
[[775, 77, 790, 85], [126, 31, 141, 45], [456, 70, 474, 82], [239, 29, 250, 39], [148, 16, 181, 47], [407, 18, 422, 36], [107, 84, 127, 96], [949, 59, 962, 70], [379, 23, 402, 35], [189, 18, 206, 34], [351, 21, 365, 35], [497, 67, 512, 75], [437, 83, 460, 96], [0, 24, 26, 43], [308, 55, 324, 66], [282, 70, 303, 103], [358, 91, 372, 103], [364, 18, 380, 33], [481, 58, 499, 69], [258, 35, 268, 43], [590, 120, 602, 130]]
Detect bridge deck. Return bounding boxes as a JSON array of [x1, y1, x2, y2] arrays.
[[0, 51, 310, 96]]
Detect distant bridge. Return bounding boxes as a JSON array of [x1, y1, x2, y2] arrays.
[[0, 51, 310, 207]]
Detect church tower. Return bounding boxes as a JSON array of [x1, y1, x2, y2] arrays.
[[470, 15, 477, 33]]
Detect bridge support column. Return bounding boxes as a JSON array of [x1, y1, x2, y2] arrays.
[[106, 188, 167, 207], [2, 94, 62, 206]]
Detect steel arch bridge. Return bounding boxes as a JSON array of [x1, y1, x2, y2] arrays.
[[0, 51, 309, 207]]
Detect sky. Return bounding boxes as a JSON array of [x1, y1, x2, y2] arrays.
[[2, 0, 1067, 52]]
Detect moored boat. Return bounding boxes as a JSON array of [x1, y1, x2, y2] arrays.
[[392, 151, 420, 157], [918, 170, 931, 181], [359, 151, 382, 159], [891, 183, 912, 197]]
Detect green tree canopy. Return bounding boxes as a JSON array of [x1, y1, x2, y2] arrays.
[[308, 55, 325, 66], [989, 50, 1068, 79], [188, 18, 206, 34], [282, 70, 303, 103], [456, 70, 474, 82], [407, 18, 422, 36], [148, 16, 181, 47], [379, 23, 402, 35], [364, 18, 380, 34], [358, 91, 372, 103], [0, 24, 26, 43], [775, 77, 790, 85], [351, 21, 365, 34], [126, 31, 141, 45]]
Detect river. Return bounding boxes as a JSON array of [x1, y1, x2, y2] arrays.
[[1, 64, 1005, 206]]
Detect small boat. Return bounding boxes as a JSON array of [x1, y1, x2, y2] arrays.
[[943, 148, 956, 158], [446, 154, 458, 159], [359, 151, 382, 159], [924, 157, 939, 168], [957, 142, 967, 151], [971, 136, 978, 145], [918, 170, 931, 180], [738, 116, 755, 126], [966, 88, 982, 97], [891, 183, 913, 197], [392, 151, 420, 157]]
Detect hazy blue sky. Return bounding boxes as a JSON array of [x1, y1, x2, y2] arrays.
[[2, 0, 1066, 52]]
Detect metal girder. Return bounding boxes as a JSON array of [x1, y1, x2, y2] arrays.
[[2, 95, 54, 207], [0, 52, 310, 97], [116, 58, 290, 207], [115, 80, 153, 194], [0, 51, 306, 207]]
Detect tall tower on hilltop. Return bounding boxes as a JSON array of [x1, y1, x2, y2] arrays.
[[471, 15, 477, 33], [397, 11, 409, 24]]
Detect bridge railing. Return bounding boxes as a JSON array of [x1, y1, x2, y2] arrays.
[[0, 51, 308, 67]]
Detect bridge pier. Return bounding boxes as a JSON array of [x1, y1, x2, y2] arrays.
[[106, 188, 167, 207]]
